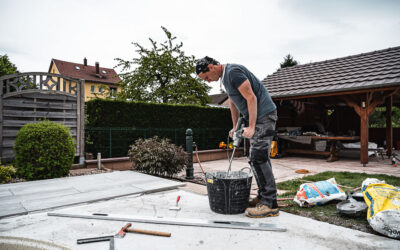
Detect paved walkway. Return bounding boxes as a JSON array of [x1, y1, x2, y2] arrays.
[[0, 171, 184, 218]]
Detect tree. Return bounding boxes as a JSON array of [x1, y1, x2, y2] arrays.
[[115, 27, 211, 105], [0, 54, 18, 77], [280, 54, 298, 68]]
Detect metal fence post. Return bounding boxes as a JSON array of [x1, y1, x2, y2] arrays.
[[185, 128, 194, 179]]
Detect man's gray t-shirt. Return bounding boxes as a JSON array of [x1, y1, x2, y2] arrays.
[[222, 64, 276, 120]]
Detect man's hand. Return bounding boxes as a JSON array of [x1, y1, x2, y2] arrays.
[[229, 128, 236, 138], [242, 127, 255, 138]]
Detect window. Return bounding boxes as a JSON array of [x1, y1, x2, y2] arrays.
[[75, 65, 80, 70], [102, 70, 107, 74], [110, 87, 117, 97], [98, 87, 103, 93], [90, 85, 95, 93]]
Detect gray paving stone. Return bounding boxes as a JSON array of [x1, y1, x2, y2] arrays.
[[0, 189, 13, 198], [0, 171, 184, 218], [1, 188, 80, 204], [22, 186, 144, 211], [0, 202, 27, 218]]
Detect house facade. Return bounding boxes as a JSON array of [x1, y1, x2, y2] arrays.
[[49, 58, 121, 101]]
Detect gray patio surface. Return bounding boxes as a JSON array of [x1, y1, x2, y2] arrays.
[[0, 171, 184, 219], [0, 189, 398, 250]]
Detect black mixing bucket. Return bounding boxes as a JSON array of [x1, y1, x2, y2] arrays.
[[205, 168, 252, 214]]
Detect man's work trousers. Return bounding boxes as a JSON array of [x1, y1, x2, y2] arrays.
[[249, 110, 278, 209]]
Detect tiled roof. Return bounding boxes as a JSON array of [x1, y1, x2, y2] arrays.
[[262, 46, 400, 99], [209, 93, 228, 105], [50, 59, 121, 84]]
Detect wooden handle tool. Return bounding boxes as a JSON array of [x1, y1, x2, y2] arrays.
[[126, 228, 171, 237]]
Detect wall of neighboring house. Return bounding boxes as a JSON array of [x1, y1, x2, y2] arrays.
[[49, 63, 121, 101], [85, 82, 121, 101], [49, 64, 77, 93]]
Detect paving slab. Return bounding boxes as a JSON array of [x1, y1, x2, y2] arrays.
[[0, 171, 184, 219], [0, 190, 398, 250]]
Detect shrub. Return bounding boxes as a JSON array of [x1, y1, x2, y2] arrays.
[[128, 136, 189, 177], [14, 122, 75, 180], [0, 165, 16, 184]]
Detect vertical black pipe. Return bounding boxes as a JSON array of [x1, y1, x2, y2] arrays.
[[186, 128, 194, 179]]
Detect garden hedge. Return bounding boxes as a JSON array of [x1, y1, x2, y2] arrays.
[[86, 99, 231, 128]]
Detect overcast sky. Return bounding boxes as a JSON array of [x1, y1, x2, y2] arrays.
[[1, 0, 399, 94]]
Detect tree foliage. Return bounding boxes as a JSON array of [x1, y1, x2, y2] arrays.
[[280, 54, 299, 68], [0, 54, 18, 77], [369, 106, 400, 128], [115, 27, 211, 105]]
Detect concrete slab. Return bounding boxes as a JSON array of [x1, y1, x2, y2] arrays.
[[0, 203, 27, 218], [0, 190, 398, 250], [0, 171, 185, 219]]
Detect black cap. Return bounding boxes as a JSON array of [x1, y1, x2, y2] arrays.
[[196, 56, 219, 74]]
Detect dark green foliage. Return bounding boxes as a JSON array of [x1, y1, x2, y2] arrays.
[[86, 99, 231, 128], [280, 54, 298, 68], [0, 165, 16, 183], [115, 26, 211, 105], [14, 122, 75, 180], [128, 136, 189, 176], [0, 54, 18, 77], [369, 106, 400, 128], [85, 99, 232, 156]]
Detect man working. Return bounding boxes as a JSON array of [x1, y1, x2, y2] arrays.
[[196, 56, 279, 218]]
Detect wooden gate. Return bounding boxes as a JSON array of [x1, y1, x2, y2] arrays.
[[0, 72, 85, 162]]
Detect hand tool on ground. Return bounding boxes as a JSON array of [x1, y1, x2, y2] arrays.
[[48, 212, 287, 232], [169, 195, 181, 211], [227, 116, 245, 176], [77, 235, 114, 250], [115, 223, 132, 238], [126, 227, 171, 237], [115, 222, 171, 237]]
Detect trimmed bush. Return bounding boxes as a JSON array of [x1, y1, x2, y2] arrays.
[[128, 136, 189, 177], [14, 122, 75, 180], [86, 99, 231, 128], [0, 165, 16, 184]]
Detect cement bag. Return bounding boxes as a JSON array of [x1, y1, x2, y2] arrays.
[[294, 178, 346, 207], [362, 179, 400, 239]]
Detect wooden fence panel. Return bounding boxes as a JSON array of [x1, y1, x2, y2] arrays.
[[0, 73, 85, 162]]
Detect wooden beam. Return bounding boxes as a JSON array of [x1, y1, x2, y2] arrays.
[[272, 85, 400, 101], [386, 96, 393, 156], [341, 96, 361, 116], [360, 95, 369, 166]]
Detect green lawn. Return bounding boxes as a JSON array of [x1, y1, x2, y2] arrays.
[[276, 171, 400, 234]]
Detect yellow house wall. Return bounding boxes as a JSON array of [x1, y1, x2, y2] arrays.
[[49, 64, 77, 93], [84, 82, 121, 101], [49, 64, 121, 101]]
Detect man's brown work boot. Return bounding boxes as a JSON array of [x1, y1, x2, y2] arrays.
[[245, 204, 279, 218], [248, 197, 260, 207]]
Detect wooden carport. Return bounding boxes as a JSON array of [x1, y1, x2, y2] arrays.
[[262, 46, 400, 166]]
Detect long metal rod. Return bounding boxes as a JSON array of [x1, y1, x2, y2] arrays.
[[48, 212, 286, 232], [226, 147, 237, 176]]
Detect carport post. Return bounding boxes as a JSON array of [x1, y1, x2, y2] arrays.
[[185, 129, 194, 179]]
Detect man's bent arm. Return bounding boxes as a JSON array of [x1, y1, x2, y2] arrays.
[[238, 80, 257, 133], [229, 98, 240, 128]]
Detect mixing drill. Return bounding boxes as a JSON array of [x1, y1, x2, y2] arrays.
[[227, 116, 245, 175]]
